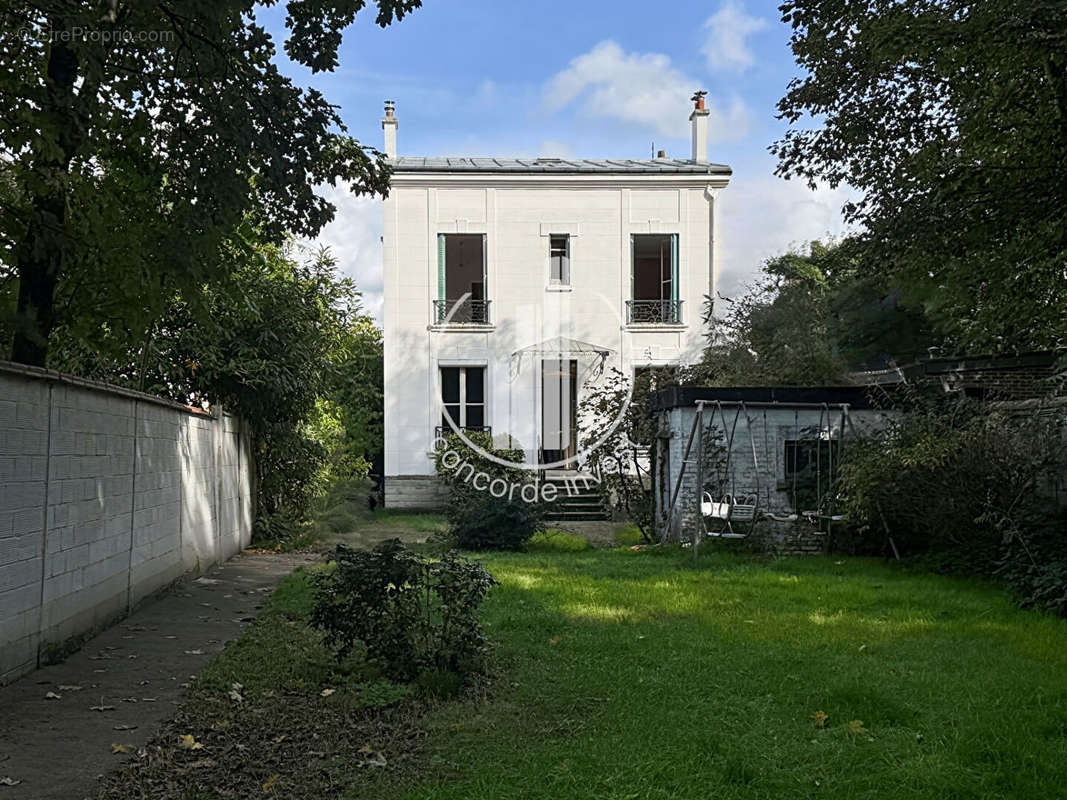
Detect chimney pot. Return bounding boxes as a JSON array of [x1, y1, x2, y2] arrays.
[[656, 150, 666, 159], [689, 90, 710, 162], [382, 99, 398, 158]]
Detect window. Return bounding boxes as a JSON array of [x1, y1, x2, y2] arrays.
[[629, 234, 680, 323], [435, 234, 488, 324], [549, 234, 570, 286], [783, 438, 840, 511], [440, 366, 486, 431]]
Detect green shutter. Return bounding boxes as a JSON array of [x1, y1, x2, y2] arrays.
[[670, 234, 679, 303], [437, 234, 446, 300]]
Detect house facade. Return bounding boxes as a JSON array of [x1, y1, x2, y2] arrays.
[[381, 96, 731, 508]]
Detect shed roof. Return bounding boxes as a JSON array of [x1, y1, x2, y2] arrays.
[[390, 157, 731, 175], [651, 386, 891, 412]]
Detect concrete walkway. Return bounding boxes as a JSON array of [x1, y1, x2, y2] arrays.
[[0, 551, 316, 800]]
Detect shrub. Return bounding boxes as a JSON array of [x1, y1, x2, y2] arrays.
[[310, 540, 498, 682], [835, 389, 1067, 614], [434, 430, 545, 550]]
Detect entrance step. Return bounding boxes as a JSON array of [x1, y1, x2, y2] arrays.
[[540, 472, 611, 522]]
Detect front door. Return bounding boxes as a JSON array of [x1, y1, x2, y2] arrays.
[[541, 359, 577, 465]]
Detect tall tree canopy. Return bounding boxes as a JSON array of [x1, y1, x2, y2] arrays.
[[695, 239, 935, 386], [774, 0, 1067, 353], [1, 0, 420, 365]]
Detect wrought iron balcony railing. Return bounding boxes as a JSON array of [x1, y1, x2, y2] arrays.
[[434, 425, 492, 443], [433, 298, 491, 325], [626, 299, 682, 324]]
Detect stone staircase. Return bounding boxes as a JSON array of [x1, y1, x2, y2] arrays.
[[541, 471, 611, 522]]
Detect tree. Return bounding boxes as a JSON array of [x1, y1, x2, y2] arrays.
[[694, 239, 934, 386], [1, 1, 420, 365], [774, 0, 1067, 353], [50, 237, 375, 540], [578, 367, 676, 543]]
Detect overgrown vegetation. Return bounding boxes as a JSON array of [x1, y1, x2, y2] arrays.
[[834, 389, 1067, 615], [694, 239, 936, 386], [311, 540, 497, 686], [434, 430, 544, 550]]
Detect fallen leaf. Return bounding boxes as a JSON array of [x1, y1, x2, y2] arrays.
[[58, 685, 83, 691], [811, 710, 828, 728], [848, 720, 867, 736], [111, 743, 133, 754], [113, 724, 138, 731], [184, 649, 204, 656], [90, 704, 116, 712], [548, 636, 560, 646], [178, 734, 204, 751], [0, 777, 22, 786], [271, 734, 287, 744], [228, 689, 243, 703], [44, 691, 62, 700], [319, 688, 335, 698], [262, 773, 279, 792]]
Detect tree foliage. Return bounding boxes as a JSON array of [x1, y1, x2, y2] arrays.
[[774, 0, 1067, 352], [1, 0, 420, 364], [694, 239, 935, 386], [49, 237, 382, 543], [577, 367, 676, 543]]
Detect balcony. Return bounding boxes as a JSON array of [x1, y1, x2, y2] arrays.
[[433, 298, 491, 325], [626, 299, 682, 325]]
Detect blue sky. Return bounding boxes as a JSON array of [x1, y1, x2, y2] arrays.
[[260, 0, 853, 320]]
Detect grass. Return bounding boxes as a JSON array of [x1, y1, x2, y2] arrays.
[[386, 547, 1067, 799], [103, 544, 1067, 799]]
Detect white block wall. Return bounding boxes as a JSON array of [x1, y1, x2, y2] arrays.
[[0, 364, 253, 683]]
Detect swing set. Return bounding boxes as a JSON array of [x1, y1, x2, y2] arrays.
[[661, 399, 851, 544]]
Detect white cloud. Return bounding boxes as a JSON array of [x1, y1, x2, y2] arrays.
[[715, 174, 857, 300], [303, 185, 384, 322], [543, 40, 752, 141], [702, 2, 769, 73]]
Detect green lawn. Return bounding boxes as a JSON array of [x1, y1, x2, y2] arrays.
[[402, 548, 1067, 800], [103, 546, 1067, 800]]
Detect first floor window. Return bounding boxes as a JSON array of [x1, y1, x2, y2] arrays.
[[441, 366, 485, 430]]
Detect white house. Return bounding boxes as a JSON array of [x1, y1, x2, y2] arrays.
[[381, 94, 731, 508]]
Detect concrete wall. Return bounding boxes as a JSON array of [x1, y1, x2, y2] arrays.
[[656, 403, 894, 553], [383, 175, 728, 506], [0, 363, 253, 684]]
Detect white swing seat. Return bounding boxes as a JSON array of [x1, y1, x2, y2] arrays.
[[701, 492, 732, 519], [729, 494, 758, 522]]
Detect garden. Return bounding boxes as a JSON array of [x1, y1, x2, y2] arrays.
[[100, 522, 1067, 800]]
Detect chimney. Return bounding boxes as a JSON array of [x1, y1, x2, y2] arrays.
[[656, 149, 666, 159], [689, 90, 709, 163], [382, 100, 397, 159]]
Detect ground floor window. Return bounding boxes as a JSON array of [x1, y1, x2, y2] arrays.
[[440, 366, 486, 432]]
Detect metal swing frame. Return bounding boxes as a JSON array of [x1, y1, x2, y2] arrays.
[[660, 399, 854, 544]]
